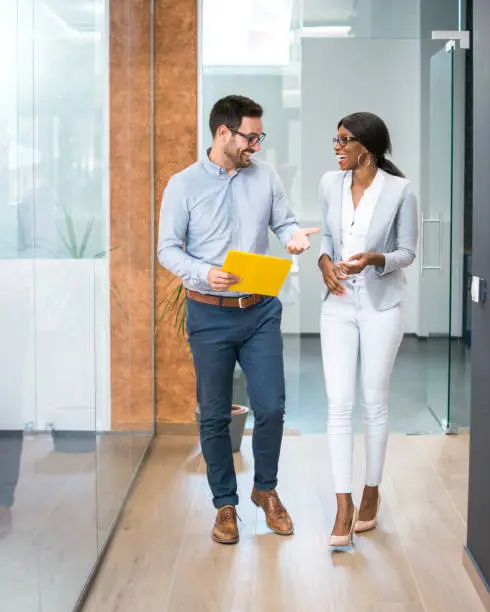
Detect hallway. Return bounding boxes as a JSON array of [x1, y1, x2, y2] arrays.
[[82, 434, 482, 612]]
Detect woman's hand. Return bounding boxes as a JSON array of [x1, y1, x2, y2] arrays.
[[319, 255, 347, 296], [337, 252, 385, 276]]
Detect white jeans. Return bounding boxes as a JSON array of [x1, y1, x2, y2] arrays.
[[320, 281, 403, 493]]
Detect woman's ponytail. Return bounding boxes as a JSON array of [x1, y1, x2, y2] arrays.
[[377, 155, 404, 178]]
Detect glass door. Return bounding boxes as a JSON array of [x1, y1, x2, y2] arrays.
[[419, 42, 455, 431], [421, 38, 466, 433]]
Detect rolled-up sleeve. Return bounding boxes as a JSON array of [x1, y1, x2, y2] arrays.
[[157, 176, 212, 287], [269, 168, 298, 247], [377, 185, 418, 276]]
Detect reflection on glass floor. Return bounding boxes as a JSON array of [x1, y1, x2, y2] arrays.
[[0, 432, 151, 612], [237, 335, 471, 435]]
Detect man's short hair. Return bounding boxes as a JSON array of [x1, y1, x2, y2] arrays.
[[209, 95, 263, 137]]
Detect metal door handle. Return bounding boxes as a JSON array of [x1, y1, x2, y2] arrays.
[[420, 214, 442, 274]]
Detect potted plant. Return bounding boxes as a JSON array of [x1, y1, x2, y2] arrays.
[[157, 278, 250, 453]]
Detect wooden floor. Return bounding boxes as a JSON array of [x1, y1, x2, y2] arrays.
[[82, 434, 484, 612]]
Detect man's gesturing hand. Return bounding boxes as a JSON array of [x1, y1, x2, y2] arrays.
[[207, 267, 241, 292], [287, 227, 320, 255]]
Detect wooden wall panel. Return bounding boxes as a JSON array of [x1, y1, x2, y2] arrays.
[[154, 0, 198, 424], [110, 0, 153, 430]]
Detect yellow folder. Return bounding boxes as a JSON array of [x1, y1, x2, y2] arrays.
[[222, 250, 293, 297]]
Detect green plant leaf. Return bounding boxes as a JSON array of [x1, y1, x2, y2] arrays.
[[94, 245, 119, 259], [174, 291, 186, 329], [178, 314, 186, 336], [110, 282, 129, 322], [156, 279, 188, 336], [157, 294, 178, 324], [78, 218, 95, 258], [63, 208, 78, 257], [58, 229, 75, 258]]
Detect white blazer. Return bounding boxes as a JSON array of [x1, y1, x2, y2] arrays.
[[319, 169, 419, 311]]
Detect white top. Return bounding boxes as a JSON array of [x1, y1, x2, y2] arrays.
[[341, 169, 385, 279]]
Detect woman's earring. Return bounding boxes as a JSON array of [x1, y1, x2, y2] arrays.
[[357, 152, 372, 168]]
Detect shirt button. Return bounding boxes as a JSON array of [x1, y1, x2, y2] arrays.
[[352, 279, 356, 284]]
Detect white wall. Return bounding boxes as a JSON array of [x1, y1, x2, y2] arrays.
[[303, 0, 420, 38], [0, 260, 111, 432], [0, 262, 35, 430]]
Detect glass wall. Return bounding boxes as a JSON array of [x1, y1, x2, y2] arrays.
[[0, 1, 154, 610], [200, 0, 470, 435]]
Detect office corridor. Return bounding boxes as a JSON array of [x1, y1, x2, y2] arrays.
[[83, 434, 482, 612]]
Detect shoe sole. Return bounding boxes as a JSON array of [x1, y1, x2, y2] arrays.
[[354, 522, 377, 534], [211, 534, 239, 545], [251, 497, 294, 536], [270, 527, 294, 536]]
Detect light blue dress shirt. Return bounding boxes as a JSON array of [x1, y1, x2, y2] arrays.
[[157, 153, 298, 296]]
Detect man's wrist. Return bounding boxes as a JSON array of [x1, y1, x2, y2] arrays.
[[198, 262, 213, 284]]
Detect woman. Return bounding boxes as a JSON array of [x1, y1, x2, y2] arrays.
[[318, 112, 418, 549]]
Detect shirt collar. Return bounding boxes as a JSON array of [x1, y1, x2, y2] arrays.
[[201, 148, 242, 178], [345, 168, 384, 192]]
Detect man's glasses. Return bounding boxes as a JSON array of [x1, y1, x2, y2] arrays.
[[332, 136, 360, 147], [229, 127, 266, 147]]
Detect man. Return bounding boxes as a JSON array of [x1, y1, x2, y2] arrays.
[[158, 95, 318, 544]]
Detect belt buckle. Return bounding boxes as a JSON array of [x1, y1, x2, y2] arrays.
[[238, 296, 247, 309]]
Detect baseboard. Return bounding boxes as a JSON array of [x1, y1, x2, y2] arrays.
[[464, 547, 490, 611], [244, 427, 301, 436], [282, 332, 319, 338], [280, 332, 464, 340], [109, 422, 155, 432], [156, 422, 198, 435], [155, 423, 301, 437]]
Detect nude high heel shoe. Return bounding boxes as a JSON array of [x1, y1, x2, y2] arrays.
[[329, 507, 358, 550], [355, 494, 381, 534]]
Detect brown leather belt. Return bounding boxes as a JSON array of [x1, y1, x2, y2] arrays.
[[186, 290, 264, 309]]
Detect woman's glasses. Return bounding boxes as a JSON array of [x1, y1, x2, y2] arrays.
[[332, 136, 360, 147]]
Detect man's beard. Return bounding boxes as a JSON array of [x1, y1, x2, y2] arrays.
[[226, 146, 254, 168]]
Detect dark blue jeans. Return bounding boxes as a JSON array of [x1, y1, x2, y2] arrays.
[[186, 296, 286, 509]]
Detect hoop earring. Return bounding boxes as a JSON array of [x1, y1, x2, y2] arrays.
[[357, 152, 372, 168]]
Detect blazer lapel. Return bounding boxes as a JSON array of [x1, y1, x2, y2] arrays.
[[327, 173, 344, 260], [365, 177, 401, 250]]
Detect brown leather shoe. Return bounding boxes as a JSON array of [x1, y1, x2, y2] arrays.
[[251, 488, 294, 535], [212, 505, 239, 545]]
